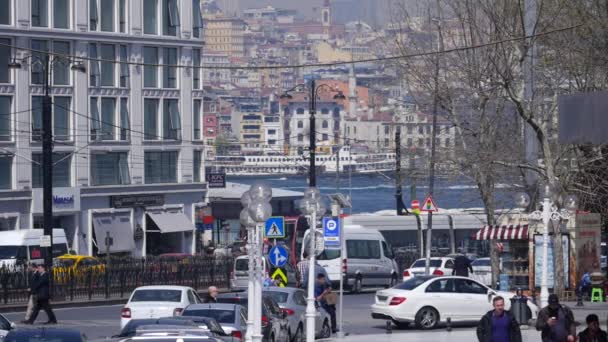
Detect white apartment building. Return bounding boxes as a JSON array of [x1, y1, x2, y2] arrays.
[[0, 0, 209, 257]]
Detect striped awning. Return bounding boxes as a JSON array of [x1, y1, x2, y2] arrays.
[[473, 224, 529, 240]]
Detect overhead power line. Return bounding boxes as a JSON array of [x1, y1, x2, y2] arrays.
[[0, 24, 582, 71]]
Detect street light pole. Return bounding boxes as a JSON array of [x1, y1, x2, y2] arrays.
[[540, 195, 551, 308], [305, 209, 317, 342], [309, 80, 317, 187], [42, 54, 54, 272]]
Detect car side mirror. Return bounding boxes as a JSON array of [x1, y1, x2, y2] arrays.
[[9, 322, 16, 330], [487, 291, 496, 302]]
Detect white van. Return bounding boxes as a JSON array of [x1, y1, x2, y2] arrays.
[[0, 229, 69, 268], [303, 225, 400, 293]]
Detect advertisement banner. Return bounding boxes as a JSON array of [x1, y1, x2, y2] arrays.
[[534, 234, 569, 289]]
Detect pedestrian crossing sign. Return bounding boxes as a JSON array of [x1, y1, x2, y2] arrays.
[[421, 195, 438, 212], [264, 217, 285, 238]]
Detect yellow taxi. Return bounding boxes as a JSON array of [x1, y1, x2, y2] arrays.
[[53, 254, 106, 281]]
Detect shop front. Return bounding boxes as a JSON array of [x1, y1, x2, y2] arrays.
[[32, 187, 81, 253]]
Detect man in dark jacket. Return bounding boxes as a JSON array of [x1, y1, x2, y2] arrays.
[[21, 263, 39, 324], [477, 296, 522, 342], [536, 294, 576, 342], [453, 255, 473, 277], [203, 286, 218, 303], [24, 264, 57, 325], [578, 314, 608, 342]]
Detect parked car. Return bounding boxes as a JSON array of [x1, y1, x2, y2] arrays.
[[0, 314, 15, 340], [216, 292, 289, 342], [402, 257, 454, 281], [182, 303, 248, 341], [471, 257, 493, 286], [231, 255, 298, 289], [3, 328, 86, 342], [263, 287, 332, 340], [120, 286, 203, 329], [114, 318, 201, 338], [170, 316, 238, 342], [308, 225, 400, 293], [371, 275, 539, 330], [54, 254, 106, 277]]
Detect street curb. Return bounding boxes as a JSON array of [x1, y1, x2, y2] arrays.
[[0, 288, 234, 313]]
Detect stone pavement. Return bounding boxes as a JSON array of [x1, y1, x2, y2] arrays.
[[330, 301, 608, 342]]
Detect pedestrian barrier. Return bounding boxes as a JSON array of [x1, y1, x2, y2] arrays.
[[590, 288, 603, 302], [0, 256, 234, 305]]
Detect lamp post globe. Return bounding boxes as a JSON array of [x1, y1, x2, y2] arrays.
[[514, 192, 531, 210], [240, 208, 256, 227], [299, 197, 317, 216], [241, 191, 252, 208], [249, 182, 272, 202], [248, 200, 272, 223], [303, 187, 322, 202]]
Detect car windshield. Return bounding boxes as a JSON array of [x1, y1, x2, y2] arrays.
[[472, 259, 490, 267], [235, 259, 248, 271], [131, 290, 182, 302], [56, 259, 76, 267], [316, 249, 340, 260], [393, 276, 433, 290], [411, 259, 441, 268], [264, 291, 289, 304], [182, 309, 235, 324], [0, 246, 26, 260]]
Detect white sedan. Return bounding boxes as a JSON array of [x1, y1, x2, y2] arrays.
[[402, 257, 454, 281], [371, 276, 538, 329], [120, 285, 202, 329]]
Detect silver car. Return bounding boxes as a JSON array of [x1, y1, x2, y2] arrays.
[[263, 287, 332, 341], [182, 303, 248, 341]]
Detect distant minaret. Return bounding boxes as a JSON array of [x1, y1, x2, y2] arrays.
[[321, 0, 331, 36], [348, 63, 357, 118]]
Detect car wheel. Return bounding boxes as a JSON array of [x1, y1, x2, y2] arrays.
[[293, 325, 303, 342], [321, 319, 331, 338], [352, 276, 362, 294], [415, 306, 439, 330], [392, 320, 410, 329]]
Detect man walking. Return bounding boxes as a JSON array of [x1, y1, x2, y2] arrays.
[[536, 294, 576, 342], [24, 264, 57, 325], [203, 286, 218, 303], [453, 254, 473, 277], [21, 263, 39, 324], [476, 296, 522, 342], [315, 273, 337, 334], [297, 252, 330, 289], [577, 314, 608, 342]]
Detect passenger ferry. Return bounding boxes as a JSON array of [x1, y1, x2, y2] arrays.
[[207, 146, 397, 176]]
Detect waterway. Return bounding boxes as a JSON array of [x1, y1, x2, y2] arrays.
[[229, 173, 518, 214]]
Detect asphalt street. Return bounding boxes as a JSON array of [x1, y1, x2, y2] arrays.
[[3, 290, 608, 341]]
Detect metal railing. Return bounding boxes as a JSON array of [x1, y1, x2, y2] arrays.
[[0, 256, 234, 305]]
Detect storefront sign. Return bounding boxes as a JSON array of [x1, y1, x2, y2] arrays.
[[574, 229, 601, 279], [534, 234, 570, 289], [32, 187, 81, 213], [111, 194, 164, 208], [206, 172, 226, 188]]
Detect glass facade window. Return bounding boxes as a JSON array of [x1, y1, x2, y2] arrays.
[[119, 45, 129, 87], [53, 96, 70, 141], [100, 44, 115, 86], [0, 96, 11, 141], [31, 0, 48, 27], [193, 99, 201, 140], [91, 152, 130, 186], [120, 98, 130, 140], [31, 40, 48, 85], [144, 98, 159, 140], [0, 38, 10, 83], [31, 96, 43, 141], [100, 0, 115, 31], [0, 155, 11, 189], [32, 153, 71, 188], [192, 48, 201, 89], [89, 43, 100, 87], [52, 41, 69, 85], [193, 150, 202, 182], [89, 0, 97, 30], [192, 0, 203, 38], [53, 0, 69, 29], [163, 0, 180, 36], [144, 151, 177, 184], [90, 97, 100, 140], [163, 47, 177, 88], [119, 0, 126, 32], [143, 0, 158, 34], [163, 99, 180, 140], [101, 97, 116, 140], [0, 0, 10, 25], [143, 46, 158, 88]]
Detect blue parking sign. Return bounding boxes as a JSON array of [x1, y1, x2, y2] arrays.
[[323, 217, 340, 249]]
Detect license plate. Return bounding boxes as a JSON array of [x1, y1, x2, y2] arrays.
[[377, 295, 388, 302]]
